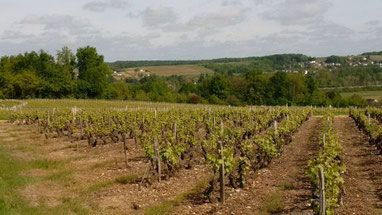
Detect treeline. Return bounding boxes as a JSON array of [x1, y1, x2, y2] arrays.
[[204, 54, 314, 74], [108, 53, 313, 70], [313, 66, 382, 87], [0, 46, 111, 99], [108, 57, 256, 69], [0, 47, 370, 107], [361, 51, 382, 56], [117, 71, 367, 107]]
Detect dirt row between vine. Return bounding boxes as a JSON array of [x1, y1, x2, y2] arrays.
[[334, 116, 382, 215], [171, 116, 321, 215]]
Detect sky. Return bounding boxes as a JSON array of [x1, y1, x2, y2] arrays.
[[0, 0, 382, 61]]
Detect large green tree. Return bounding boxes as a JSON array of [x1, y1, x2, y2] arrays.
[[76, 46, 111, 98]]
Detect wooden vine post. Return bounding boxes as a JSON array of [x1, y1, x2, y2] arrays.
[[131, 120, 137, 147], [122, 133, 128, 167], [318, 166, 326, 215], [79, 116, 83, 136], [368, 113, 371, 124], [322, 133, 326, 149], [219, 122, 225, 203], [154, 136, 161, 182], [273, 120, 278, 133], [173, 121, 177, 141], [72, 106, 77, 123]]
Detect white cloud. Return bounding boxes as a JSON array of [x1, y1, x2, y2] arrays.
[[140, 7, 178, 27], [0, 0, 381, 60], [83, 0, 128, 12], [19, 14, 96, 35], [188, 8, 249, 29], [263, 0, 330, 25]]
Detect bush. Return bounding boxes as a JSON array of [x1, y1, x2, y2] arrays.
[[189, 94, 201, 104]]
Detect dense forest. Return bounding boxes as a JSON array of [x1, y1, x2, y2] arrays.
[[1, 46, 381, 107]]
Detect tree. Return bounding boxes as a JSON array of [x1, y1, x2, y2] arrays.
[[57, 47, 76, 79], [325, 55, 343, 64], [270, 72, 290, 105], [208, 74, 229, 99], [76, 46, 111, 98]]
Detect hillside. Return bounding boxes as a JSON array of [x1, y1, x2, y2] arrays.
[[115, 65, 214, 79]]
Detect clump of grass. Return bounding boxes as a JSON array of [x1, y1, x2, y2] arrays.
[[262, 192, 284, 214], [52, 197, 89, 215], [278, 182, 295, 190], [83, 181, 114, 194], [30, 159, 62, 170], [44, 170, 72, 182], [90, 160, 113, 170], [114, 174, 140, 184], [144, 176, 211, 215], [0, 111, 10, 120]]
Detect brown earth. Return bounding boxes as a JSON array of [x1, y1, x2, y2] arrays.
[[334, 116, 382, 215], [172, 116, 321, 215]]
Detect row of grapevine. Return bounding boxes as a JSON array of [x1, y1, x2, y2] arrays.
[[350, 108, 382, 154], [201, 107, 311, 201], [307, 114, 345, 215], [8, 105, 312, 202], [368, 107, 382, 124]]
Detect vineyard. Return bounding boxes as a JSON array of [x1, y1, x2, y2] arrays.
[[0, 100, 381, 214]]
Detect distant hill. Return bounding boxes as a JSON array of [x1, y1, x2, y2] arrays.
[[108, 57, 257, 69], [361, 51, 382, 56], [108, 54, 313, 70]]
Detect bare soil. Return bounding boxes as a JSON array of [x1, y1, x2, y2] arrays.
[[172, 116, 321, 215], [334, 116, 382, 215]]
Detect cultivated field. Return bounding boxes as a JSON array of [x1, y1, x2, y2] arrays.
[[370, 55, 382, 62], [121, 65, 214, 78], [340, 90, 382, 101], [0, 100, 381, 215]]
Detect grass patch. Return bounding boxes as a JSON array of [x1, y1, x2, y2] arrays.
[[83, 180, 115, 194], [0, 144, 37, 214], [90, 160, 114, 170], [144, 176, 210, 215], [0, 111, 10, 120], [278, 182, 295, 190], [115, 173, 141, 184], [0, 100, 20, 108], [340, 90, 382, 100], [261, 192, 284, 214], [50, 197, 89, 215], [30, 159, 62, 170], [0, 135, 88, 214], [44, 170, 72, 182], [84, 172, 143, 194]]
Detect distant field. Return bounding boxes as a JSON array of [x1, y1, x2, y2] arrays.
[[340, 90, 382, 100], [216, 61, 252, 65], [0, 100, 20, 108], [121, 65, 214, 78], [370, 55, 382, 62]]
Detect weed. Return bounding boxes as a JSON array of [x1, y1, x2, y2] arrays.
[[262, 192, 284, 214]]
